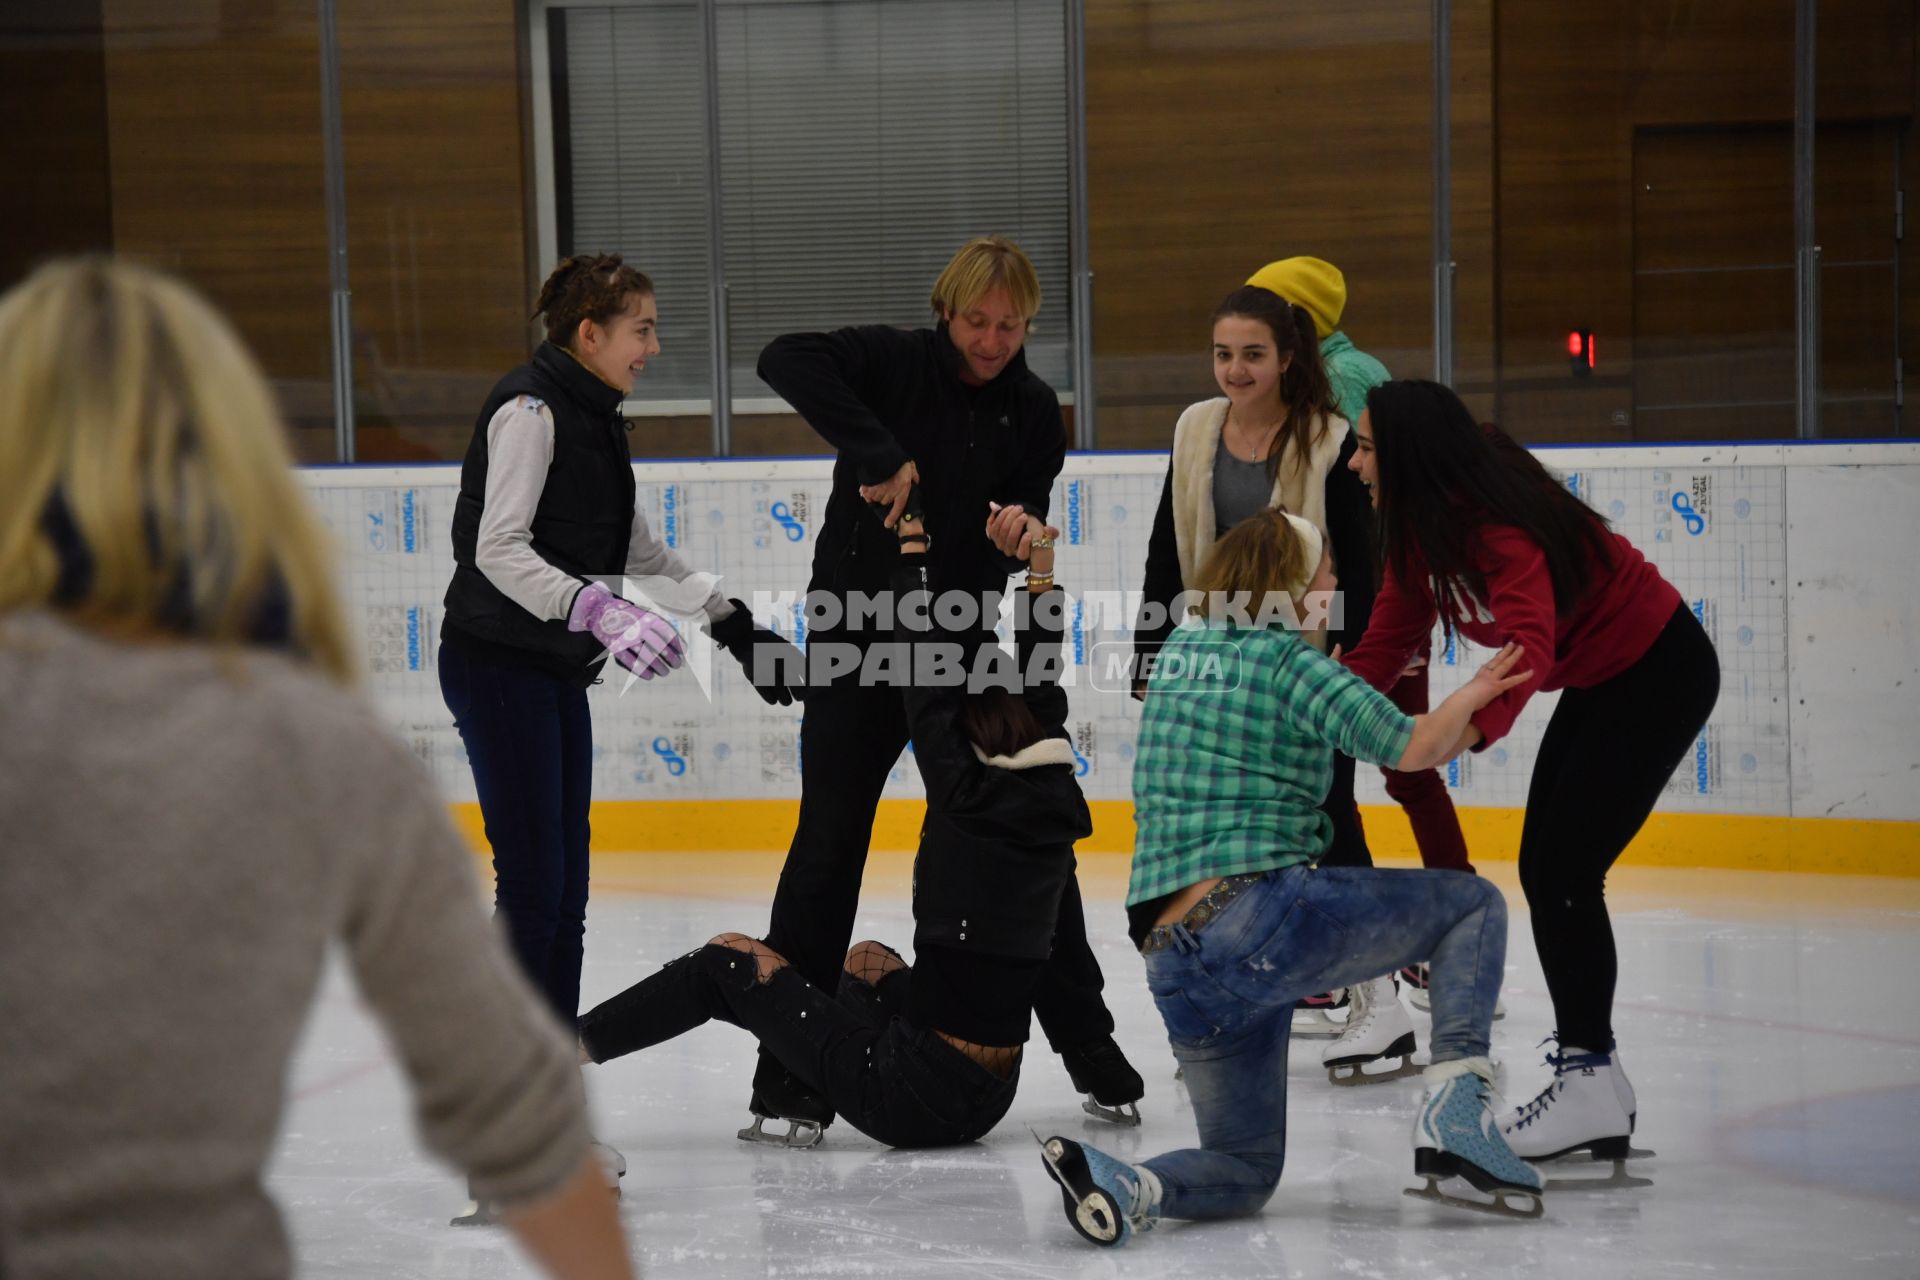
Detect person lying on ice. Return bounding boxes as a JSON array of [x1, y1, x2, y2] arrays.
[[575, 497, 1140, 1148]]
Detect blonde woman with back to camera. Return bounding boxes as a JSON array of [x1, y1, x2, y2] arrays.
[[0, 258, 635, 1280]]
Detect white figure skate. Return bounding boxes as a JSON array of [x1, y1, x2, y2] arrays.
[[1499, 1039, 1653, 1189], [1322, 975, 1420, 1085]]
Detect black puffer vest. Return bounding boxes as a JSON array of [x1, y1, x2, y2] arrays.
[[441, 342, 635, 684]]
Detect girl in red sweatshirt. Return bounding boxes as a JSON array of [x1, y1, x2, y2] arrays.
[[1342, 379, 1719, 1169]]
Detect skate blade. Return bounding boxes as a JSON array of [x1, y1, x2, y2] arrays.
[[1035, 1133, 1128, 1247], [736, 1115, 825, 1150], [1539, 1146, 1655, 1191], [449, 1199, 498, 1228], [1532, 1139, 1654, 1164], [1543, 1164, 1655, 1192], [1290, 1016, 1345, 1040], [1404, 1175, 1543, 1219], [1326, 1056, 1423, 1087], [1082, 1096, 1142, 1127]]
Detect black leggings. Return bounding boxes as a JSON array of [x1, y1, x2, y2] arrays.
[[578, 944, 1018, 1148], [1518, 604, 1719, 1049]]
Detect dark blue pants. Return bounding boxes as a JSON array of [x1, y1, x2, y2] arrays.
[[438, 641, 594, 1028]]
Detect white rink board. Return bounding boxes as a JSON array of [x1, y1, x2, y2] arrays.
[[302, 441, 1920, 820]]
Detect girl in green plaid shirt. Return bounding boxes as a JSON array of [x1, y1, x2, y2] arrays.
[[1040, 508, 1550, 1240]]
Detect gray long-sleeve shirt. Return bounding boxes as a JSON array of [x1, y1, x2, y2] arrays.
[[0, 612, 592, 1279], [479, 395, 733, 623]]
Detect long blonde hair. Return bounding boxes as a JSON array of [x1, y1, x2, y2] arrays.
[[0, 256, 355, 682], [1190, 507, 1324, 622]]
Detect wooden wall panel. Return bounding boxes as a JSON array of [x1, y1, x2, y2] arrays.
[[336, 0, 535, 461], [1493, 0, 1636, 440], [0, 1, 115, 289], [100, 0, 335, 456], [1497, 0, 1914, 443], [1451, 0, 1498, 418], [95, 0, 534, 462], [1083, 0, 1439, 449], [1905, 18, 1920, 426]]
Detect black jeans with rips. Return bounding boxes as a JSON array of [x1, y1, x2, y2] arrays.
[[580, 943, 1018, 1148]]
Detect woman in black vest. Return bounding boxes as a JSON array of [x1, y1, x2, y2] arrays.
[[439, 255, 804, 1114]]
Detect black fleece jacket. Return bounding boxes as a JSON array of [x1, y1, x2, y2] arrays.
[[888, 556, 1092, 1046]]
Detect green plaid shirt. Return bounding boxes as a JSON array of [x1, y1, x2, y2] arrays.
[[1128, 622, 1416, 908]]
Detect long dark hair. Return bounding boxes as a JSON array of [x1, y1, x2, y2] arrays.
[[1211, 285, 1336, 484], [959, 686, 1047, 759], [1363, 380, 1616, 631]]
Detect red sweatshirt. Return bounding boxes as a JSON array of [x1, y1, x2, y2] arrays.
[[1342, 524, 1683, 749]]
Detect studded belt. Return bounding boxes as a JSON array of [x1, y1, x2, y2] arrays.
[[1139, 871, 1272, 954]]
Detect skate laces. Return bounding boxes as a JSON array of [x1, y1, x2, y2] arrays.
[[1083, 1145, 1148, 1228], [1513, 1035, 1610, 1129], [1337, 978, 1392, 1040], [1343, 982, 1376, 1034]]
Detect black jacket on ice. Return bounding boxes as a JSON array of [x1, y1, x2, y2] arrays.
[[888, 557, 1091, 1046], [757, 324, 1067, 611]]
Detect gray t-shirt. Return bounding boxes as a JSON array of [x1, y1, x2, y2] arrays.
[[1213, 432, 1277, 536], [0, 612, 592, 1280]]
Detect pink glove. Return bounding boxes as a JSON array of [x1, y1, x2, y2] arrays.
[[567, 581, 685, 678]]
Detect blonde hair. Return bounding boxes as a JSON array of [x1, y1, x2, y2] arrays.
[[1190, 508, 1324, 621], [929, 235, 1042, 326], [0, 257, 356, 682]]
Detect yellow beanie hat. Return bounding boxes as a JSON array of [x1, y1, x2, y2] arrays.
[[1247, 257, 1346, 340]]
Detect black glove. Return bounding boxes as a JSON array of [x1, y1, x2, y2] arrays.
[[865, 481, 925, 530], [709, 599, 807, 706]]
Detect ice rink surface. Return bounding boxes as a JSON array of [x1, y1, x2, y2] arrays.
[[275, 853, 1920, 1278]]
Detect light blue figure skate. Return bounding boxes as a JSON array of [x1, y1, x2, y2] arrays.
[[1037, 1134, 1153, 1246], [1408, 1057, 1546, 1219]]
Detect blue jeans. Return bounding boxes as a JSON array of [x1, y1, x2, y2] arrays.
[[438, 640, 594, 1028], [1140, 862, 1507, 1221]]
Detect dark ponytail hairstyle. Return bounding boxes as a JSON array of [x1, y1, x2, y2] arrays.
[[1362, 379, 1617, 634], [533, 254, 654, 349], [1211, 285, 1337, 484]]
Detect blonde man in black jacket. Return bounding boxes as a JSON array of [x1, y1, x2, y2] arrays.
[[745, 236, 1140, 1141]]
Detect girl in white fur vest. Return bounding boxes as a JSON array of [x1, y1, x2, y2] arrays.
[[1130, 284, 1378, 868]]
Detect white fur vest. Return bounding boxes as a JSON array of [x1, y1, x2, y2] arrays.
[[1169, 397, 1349, 584]]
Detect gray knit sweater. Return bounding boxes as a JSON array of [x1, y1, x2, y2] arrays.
[[0, 612, 591, 1279]]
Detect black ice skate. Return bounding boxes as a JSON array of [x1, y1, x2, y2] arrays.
[[737, 1072, 833, 1149], [1060, 1035, 1144, 1126]]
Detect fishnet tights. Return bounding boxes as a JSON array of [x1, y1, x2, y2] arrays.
[[710, 932, 789, 984]]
